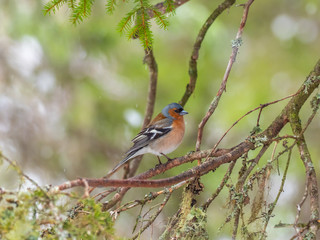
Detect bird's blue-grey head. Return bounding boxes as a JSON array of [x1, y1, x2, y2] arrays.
[[162, 103, 188, 119]]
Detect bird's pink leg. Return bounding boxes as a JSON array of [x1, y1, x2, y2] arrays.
[[161, 153, 173, 161], [157, 156, 162, 165]]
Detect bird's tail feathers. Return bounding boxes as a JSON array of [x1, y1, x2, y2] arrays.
[[105, 147, 142, 178]]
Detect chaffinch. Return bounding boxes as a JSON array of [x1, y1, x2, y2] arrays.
[[108, 103, 188, 176]]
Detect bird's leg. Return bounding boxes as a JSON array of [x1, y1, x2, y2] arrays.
[[161, 153, 173, 161], [157, 156, 162, 165]]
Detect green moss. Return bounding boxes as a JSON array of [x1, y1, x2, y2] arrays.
[[0, 189, 116, 239]]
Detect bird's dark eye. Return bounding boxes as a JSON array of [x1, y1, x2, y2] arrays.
[[174, 108, 183, 113]]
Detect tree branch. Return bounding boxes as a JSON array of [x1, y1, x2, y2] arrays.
[[103, 148, 231, 210], [148, 0, 190, 17], [196, 0, 255, 152], [232, 143, 270, 239], [54, 147, 239, 190], [179, 0, 236, 107], [289, 106, 320, 237], [202, 161, 236, 210]]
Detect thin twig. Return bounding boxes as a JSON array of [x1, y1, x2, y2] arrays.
[[290, 96, 320, 237], [270, 141, 280, 175], [207, 91, 300, 160], [111, 181, 187, 218], [1, 154, 49, 198], [202, 161, 236, 210], [231, 144, 270, 239], [93, 187, 117, 201], [131, 193, 172, 240], [196, 0, 255, 153], [81, 178, 90, 198], [263, 147, 292, 233], [294, 181, 309, 240], [289, 90, 320, 237]]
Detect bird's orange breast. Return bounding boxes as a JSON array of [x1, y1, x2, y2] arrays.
[[149, 116, 185, 155]]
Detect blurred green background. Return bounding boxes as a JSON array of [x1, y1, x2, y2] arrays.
[[0, 0, 319, 239]]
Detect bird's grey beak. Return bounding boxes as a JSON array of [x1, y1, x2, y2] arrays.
[[180, 110, 188, 115]]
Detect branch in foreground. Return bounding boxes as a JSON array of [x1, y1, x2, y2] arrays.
[[289, 105, 320, 237], [103, 148, 231, 210], [53, 147, 237, 190]]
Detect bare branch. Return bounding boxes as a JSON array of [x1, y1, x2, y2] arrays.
[[142, 49, 158, 128], [54, 144, 252, 190], [196, 0, 255, 152], [289, 117, 320, 237], [54, 59, 320, 216], [180, 0, 236, 107], [101, 148, 230, 210], [207, 91, 300, 160]]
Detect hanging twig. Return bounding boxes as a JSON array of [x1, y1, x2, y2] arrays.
[[231, 144, 270, 239], [202, 161, 236, 210], [262, 147, 292, 233]]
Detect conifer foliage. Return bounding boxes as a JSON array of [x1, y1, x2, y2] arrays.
[[44, 0, 175, 48]]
